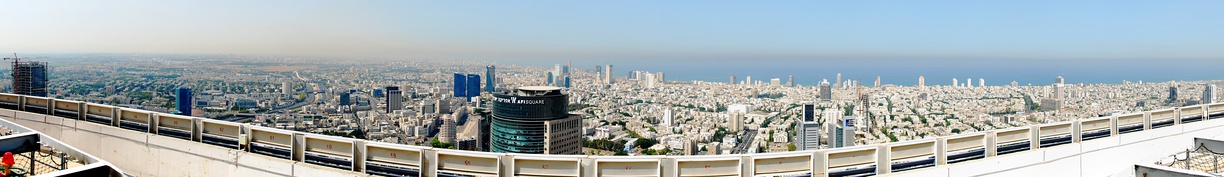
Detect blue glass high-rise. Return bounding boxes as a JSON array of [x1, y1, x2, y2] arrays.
[[467, 74, 480, 98], [175, 87, 192, 116], [486, 65, 496, 92], [454, 73, 467, 97]]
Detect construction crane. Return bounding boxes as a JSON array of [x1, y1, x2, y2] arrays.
[[3, 53, 46, 66], [3, 53, 49, 96]]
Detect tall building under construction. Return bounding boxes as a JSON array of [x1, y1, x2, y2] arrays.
[[12, 60, 48, 97]]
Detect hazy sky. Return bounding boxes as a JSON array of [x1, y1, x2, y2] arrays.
[[3, 1, 1223, 63]]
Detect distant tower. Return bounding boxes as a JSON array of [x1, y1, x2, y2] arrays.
[[282, 81, 292, 97], [1053, 76, 1065, 100], [1205, 84, 1217, 104], [1011, 80, 1019, 87], [485, 65, 496, 92], [820, 79, 832, 102], [553, 64, 562, 85], [918, 76, 925, 87], [952, 78, 959, 87], [604, 65, 613, 84], [770, 78, 781, 86], [175, 87, 192, 116], [746, 76, 752, 86], [835, 73, 843, 87], [339, 92, 351, 106], [966, 78, 973, 88], [1168, 86, 1178, 103], [564, 75, 571, 88], [787, 75, 795, 87], [453, 73, 467, 97], [874, 76, 881, 88], [729, 74, 736, 85], [10, 58, 48, 97], [979, 78, 985, 87], [385, 86, 402, 112], [466, 74, 480, 100]]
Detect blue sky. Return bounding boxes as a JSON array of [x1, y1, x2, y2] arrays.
[[3, 1, 1223, 64]]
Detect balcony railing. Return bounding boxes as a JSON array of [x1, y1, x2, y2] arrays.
[[0, 92, 1222, 176]]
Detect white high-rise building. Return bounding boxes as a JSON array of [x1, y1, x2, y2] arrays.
[[746, 76, 752, 86], [918, 76, 925, 87], [770, 78, 781, 86], [979, 78, 985, 87], [440, 115, 457, 144], [662, 107, 674, 127], [604, 65, 614, 84], [952, 78, 959, 87], [967, 78, 973, 88], [643, 72, 657, 88], [836, 73, 842, 87], [1205, 84, 1217, 104], [282, 81, 292, 97]]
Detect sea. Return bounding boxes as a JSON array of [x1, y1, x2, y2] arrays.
[[508, 58, 1224, 86]]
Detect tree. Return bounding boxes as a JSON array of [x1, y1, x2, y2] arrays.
[[787, 143, 797, 151]]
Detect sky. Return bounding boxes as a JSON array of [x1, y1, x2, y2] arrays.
[[3, 1, 1224, 66]]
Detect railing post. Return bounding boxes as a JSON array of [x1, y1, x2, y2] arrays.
[[76, 102, 86, 120], [191, 117, 203, 142], [1072, 120, 1082, 143], [1110, 116, 1119, 137], [353, 140, 366, 172], [1029, 125, 1040, 150], [659, 157, 675, 177], [47, 99, 55, 115], [1175, 108, 1183, 125], [580, 157, 595, 177], [149, 113, 159, 134], [1202, 105, 1210, 122], [809, 150, 823, 177], [985, 130, 997, 157], [17, 95, 25, 111], [936, 137, 948, 165], [423, 148, 438, 177], [876, 144, 891, 175], [292, 132, 305, 162], [739, 155, 751, 177], [1144, 112, 1152, 130], [499, 154, 514, 177], [111, 108, 121, 127]]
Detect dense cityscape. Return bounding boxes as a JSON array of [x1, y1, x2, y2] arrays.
[[11, 54, 1218, 157], [3, 1, 1223, 176]]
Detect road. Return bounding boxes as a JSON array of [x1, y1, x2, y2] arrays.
[[731, 129, 758, 154]]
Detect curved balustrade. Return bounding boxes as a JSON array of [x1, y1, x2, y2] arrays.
[[3, 92, 1224, 177]]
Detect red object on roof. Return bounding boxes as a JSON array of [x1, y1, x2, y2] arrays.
[[1, 152, 12, 166]]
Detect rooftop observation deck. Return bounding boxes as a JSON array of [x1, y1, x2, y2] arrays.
[[0, 92, 1222, 176]]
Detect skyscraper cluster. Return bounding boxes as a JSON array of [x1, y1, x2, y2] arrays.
[[453, 73, 482, 101], [548, 62, 572, 88]]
